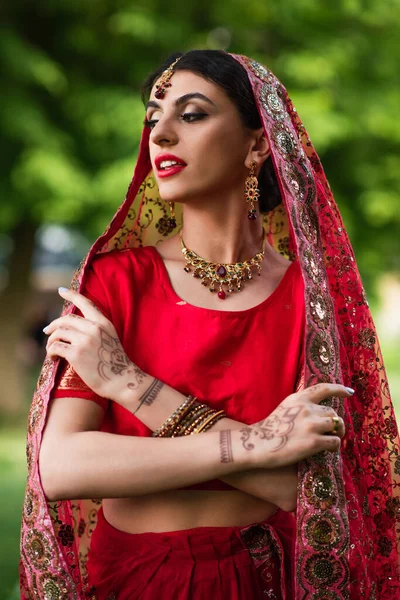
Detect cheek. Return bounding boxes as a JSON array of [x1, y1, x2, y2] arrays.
[[194, 124, 247, 171]]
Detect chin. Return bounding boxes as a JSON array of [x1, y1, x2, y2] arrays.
[[156, 181, 192, 204]]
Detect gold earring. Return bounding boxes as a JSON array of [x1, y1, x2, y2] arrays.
[[245, 161, 260, 221], [168, 202, 177, 230]]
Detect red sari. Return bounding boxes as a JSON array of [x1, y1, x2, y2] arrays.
[[20, 54, 400, 600]]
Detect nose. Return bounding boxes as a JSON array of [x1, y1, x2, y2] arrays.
[[151, 115, 178, 148]]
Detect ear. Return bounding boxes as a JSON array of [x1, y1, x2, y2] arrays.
[[245, 128, 271, 171]]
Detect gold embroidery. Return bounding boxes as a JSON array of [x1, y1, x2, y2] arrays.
[[358, 328, 376, 350], [282, 162, 307, 200], [23, 486, 40, 525], [304, 470, 338, 510], [28, 393, 44, 435], [297, 204, 319, 245], [309, 289, 332, 329], [243, 58, 275, 84], [37, 571, 77, 600], [25, 529, 53, 571], [260, 83, 286, 122], [272, 122, 299, 160], [304, 552, 344, 586], [58, 364, 91, 393], [305, 514, 342, 551]]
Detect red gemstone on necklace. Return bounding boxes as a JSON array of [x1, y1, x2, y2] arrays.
[[216, 265, 227, 277], [218, 290, 226, 300]]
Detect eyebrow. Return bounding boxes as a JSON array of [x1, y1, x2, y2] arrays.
[[145, 92, 216, 111]]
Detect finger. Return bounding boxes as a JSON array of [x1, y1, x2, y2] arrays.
[[57, 287, 108, 323], [46, 340, 72, 360], [302, 383, 354, 404], [313, 404, 337, 417], [43, 314, 97, 336], [315, 415, 346, 438], [321, 435, 341, 453], [46, 327, 81, 350]]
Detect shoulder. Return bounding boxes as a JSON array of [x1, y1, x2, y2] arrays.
[[263, 244, 302, 287], [78, 246, 158, 318], [81, 246, 160, 304], [88, 246, 156, 279]]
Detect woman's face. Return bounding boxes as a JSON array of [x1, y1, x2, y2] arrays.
[[146, 70, 256, 205]]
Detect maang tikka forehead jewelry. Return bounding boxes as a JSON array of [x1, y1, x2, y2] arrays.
[[245, 161, 260, 220], [154, 56, 182, 99]]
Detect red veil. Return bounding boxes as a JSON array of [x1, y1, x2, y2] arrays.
[[20, 54, 400, 599]]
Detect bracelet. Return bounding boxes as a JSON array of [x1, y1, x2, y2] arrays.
[[152, 395, 197, 438], [174, 405, 211, 436], [152, 395, 227, 439], [183, 408, 216, 436], [195, 410, 226, 433]]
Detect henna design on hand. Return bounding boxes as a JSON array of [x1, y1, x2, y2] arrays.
[[219, 430, 234, 463], [240, 405, 302, 453], [132, 378, 164, 415], [127, 365, 147, 390], [88, 299, 102, 313], [97, 329, 145, 389]]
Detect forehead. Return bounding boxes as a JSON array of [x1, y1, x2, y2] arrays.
[[149, 70, 225, 104]]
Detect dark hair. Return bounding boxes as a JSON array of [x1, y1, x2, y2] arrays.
[[141, 50, 282, 213]]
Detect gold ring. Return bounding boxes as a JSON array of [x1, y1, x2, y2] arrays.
[[332, 416, 340, 434]]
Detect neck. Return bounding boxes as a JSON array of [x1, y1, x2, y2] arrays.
[[179, 202, 264, 264]]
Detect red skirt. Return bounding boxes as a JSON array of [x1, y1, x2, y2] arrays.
[[87, 507, 295, 600]]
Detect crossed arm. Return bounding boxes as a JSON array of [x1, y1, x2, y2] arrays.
[[42, 288, 346, 507], [124, 375, 299, 511]]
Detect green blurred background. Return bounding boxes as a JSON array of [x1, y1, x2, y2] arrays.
[[1, 1, 399, 597]]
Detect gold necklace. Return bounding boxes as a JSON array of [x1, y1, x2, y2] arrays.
[[180, 228, 267, 300]]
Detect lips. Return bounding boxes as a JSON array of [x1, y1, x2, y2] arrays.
[[155, 153, 187, 173]]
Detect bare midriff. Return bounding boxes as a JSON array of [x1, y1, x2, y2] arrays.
[[102, 492, 278, 534]]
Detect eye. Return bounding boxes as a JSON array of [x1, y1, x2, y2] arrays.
[[144, 118, 158, 129], [181, 112, 207, 123], [143, 112, 208, 130]]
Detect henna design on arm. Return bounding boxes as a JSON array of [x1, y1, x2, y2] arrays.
[[132, 378, 164, 415], [219, 430, 234, 463], [97, 329, 146, 390], [240, 405, 302, 453]]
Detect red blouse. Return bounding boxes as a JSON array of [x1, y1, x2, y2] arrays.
[[52, 246, 305, 490]]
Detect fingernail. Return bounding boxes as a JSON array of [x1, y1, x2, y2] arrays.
[[43, 326, 50, 333], [345, 387, 355, 395], [58, 287, 69, 294]]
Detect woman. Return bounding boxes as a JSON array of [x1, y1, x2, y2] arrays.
[[20, 51, 399, 599]]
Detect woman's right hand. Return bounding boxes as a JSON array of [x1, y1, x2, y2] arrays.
[[236, 383, 352, 469]]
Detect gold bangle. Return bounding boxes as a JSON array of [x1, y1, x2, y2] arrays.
[[174, 403, 209, 431], [195, 410, 226, 434], [152, 395, 197, 438], [175, 406, 212, 436], [183, 409, 216, 436]]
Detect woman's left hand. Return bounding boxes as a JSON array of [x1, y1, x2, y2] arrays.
[[44, 288, 147, 405]]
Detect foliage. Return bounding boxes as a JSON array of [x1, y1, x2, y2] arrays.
[[1, 0, 400, 293], [0, 428, 26, 597]]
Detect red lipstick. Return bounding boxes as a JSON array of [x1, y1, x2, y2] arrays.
[[155, 153, 187, 178]]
